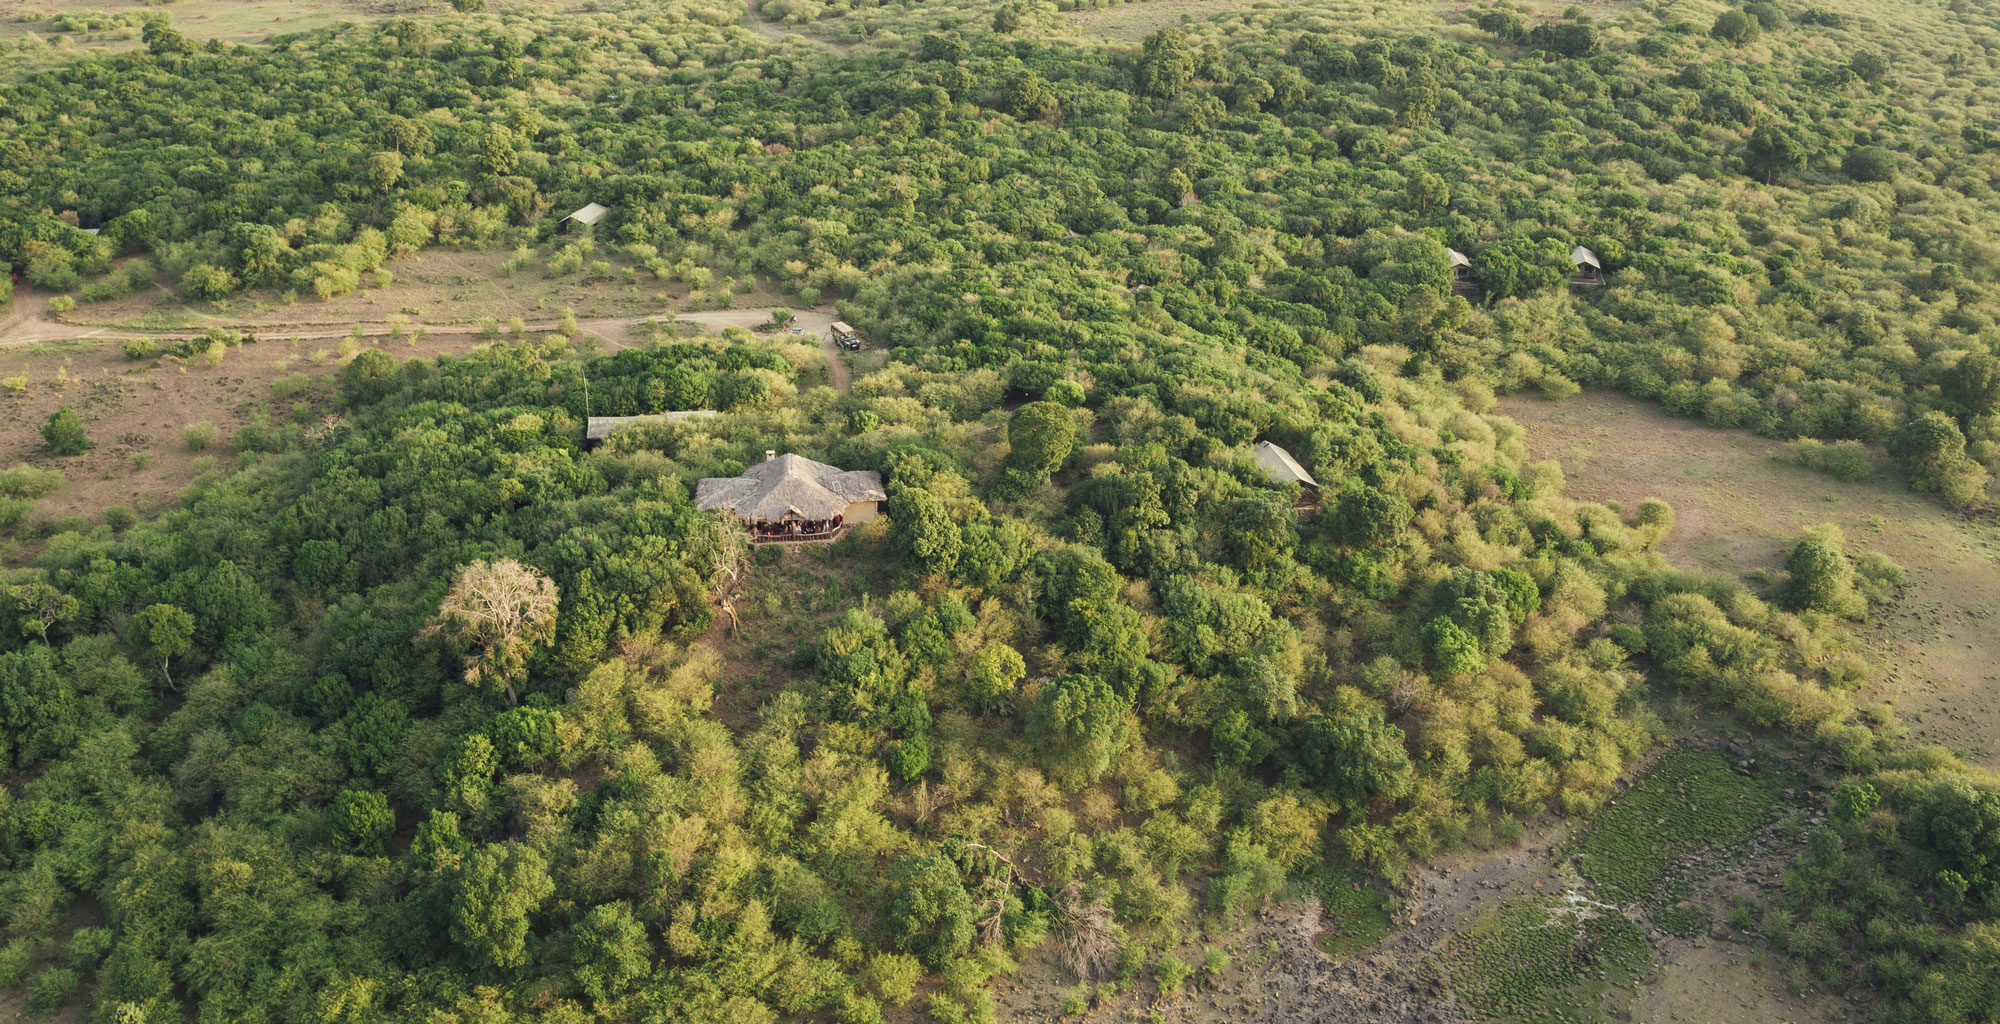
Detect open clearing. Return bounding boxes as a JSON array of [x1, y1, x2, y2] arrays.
[[0, 252, 850, 548], [1499, 390, 2000, 770]]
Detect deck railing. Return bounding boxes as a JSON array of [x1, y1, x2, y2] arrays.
[[750, 525, 846, 545]]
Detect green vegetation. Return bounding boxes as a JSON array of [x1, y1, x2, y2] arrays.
[[1575, 748, 1782, 903], [1306, 865, 1393, 958], [1, 0, 1998, 1019], [1441, 893, 1651, 1024], [38, 407, 89, 456]]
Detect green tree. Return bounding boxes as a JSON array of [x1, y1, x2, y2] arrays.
[[1421, 616, 1486, 676], [1470, 237, 1573, 299], [1296, 689, 1414, 805], [1002, 401, 1075, 491], [1943, 352, 2000, 419], [477, 124, 520, 177], [1849, 50, 1890, 82], [1328, 486, 1411, 549], [1746, 124, 1809, 183], [885, 486, 962, 577], [41, 408, 90, 456], [132, 603, 194, 689], [448, 844, 555, 971], [966, 644, 1025, 705], [1780, 526, 1862, 616], [572, 903, 651, 1005], [1843, 146, 1896, 183], [1029, 673, 1134, 789], [329, 789, 394, 855], [367, 151, 405, 193], [1003, 70, 1057, 120], [885, 855, 976, 968], [342, 348, 399, 407], [1710, 9, 1759, 44], [1137, 28, 1197, 97]]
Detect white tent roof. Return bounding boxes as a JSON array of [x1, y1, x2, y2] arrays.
[[1570, 245, 1601, 270], [1447, 247, 1471, 268], [562, 203, 609, 226], [695, 453, 886, 522], [1253, 441, 1318, 488]]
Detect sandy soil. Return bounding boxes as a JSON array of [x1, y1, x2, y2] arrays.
[[1499, 390, 2000, 771]]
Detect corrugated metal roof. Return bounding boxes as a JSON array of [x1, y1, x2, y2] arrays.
[[585, 411, 716, 441]]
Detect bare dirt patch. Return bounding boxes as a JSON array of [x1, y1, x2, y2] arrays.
[[1498, 390, 2000, 770]]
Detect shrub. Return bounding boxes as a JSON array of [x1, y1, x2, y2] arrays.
[[0, 465, 63, 498], [183, 420, 220, 451], [124, 337, 159, 360], [1783, 439, 1873, 482], [41, 408, 90, 456], [27, 967, 79, 1013], [1710, 9, 1759, 43]]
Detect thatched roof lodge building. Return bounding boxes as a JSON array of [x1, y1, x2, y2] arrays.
[[694, 453, 886, 541]]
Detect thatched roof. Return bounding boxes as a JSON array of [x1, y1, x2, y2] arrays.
[[695, 454, 886, 523], [1447, 247, 1471, 269], [585, 411, 716, 442], [1570, 245, 1601, 270], [562, 203, 609, 226], [1253, 441, 1318, 488]]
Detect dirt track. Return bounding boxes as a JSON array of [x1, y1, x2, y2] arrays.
[[0, 304, 853, 392]]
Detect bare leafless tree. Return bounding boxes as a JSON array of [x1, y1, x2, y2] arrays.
[[1050, 880, 1118, 981], [423, 558, 559, 705], [689, 512, 750, 633]]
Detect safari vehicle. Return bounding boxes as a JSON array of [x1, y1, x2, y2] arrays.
[[830, 321, 863, 350]]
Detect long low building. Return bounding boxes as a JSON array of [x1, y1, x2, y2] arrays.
[[694, 452, 886, 540], [584, 411, 718, 447]]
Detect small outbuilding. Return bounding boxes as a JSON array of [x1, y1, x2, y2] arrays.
[[559, 203, 609, 234], [1447, 248, 1474, 291], [584, 411, 718, 449], [1253, 441, 1319, 490], [1570, 245, 1603, 286], [695, 452, 886, 541]]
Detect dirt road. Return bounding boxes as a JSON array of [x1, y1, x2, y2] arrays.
[[0, 304, 854, 393]]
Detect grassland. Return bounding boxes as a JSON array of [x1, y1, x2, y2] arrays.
[[1500, 391, 2000, 771]]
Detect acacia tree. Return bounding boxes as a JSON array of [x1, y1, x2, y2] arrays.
[[425, 559, 559, 705]]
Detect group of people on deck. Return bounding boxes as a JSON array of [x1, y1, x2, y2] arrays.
[[754, 515, 843, 539]]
